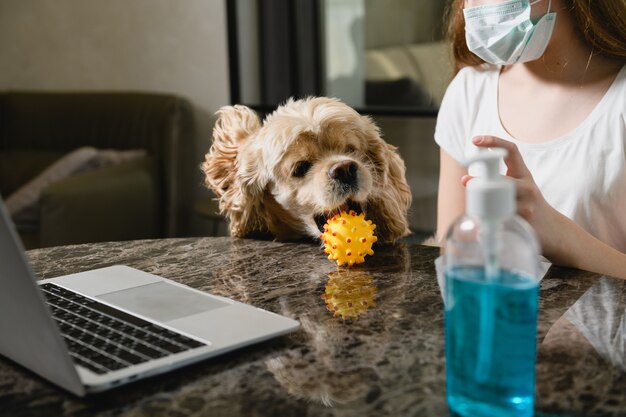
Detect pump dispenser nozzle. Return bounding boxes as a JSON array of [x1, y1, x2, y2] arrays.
[[465, 149, 515, 220]]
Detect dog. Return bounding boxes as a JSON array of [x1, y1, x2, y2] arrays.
[[201, 97, 412, 243]]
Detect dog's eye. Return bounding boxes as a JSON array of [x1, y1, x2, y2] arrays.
[[292, 161, 312, 178], [345, 145, 356, 153]]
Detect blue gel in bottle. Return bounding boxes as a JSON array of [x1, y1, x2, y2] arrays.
[[445, 266, 539, 417]]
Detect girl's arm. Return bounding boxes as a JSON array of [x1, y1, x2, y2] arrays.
[[436, 148, 467, 243], [470, 135, 626, 280]]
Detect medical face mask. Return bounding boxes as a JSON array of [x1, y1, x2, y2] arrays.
[[464, 0, 557, 65]]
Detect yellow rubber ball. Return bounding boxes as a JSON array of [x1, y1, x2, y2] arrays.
[[320, 210, 377, 267]]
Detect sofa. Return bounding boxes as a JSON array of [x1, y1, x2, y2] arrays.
[[0, 92, 195, 249], [365, 41, 453, 107]]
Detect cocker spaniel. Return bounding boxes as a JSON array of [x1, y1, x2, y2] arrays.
[[202, 97, 411, 243]]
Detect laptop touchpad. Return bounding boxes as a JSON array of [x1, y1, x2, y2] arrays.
[[98, 281, 230, 322]]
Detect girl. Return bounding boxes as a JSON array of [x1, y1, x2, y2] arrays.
[[435, 0, 626, 278]]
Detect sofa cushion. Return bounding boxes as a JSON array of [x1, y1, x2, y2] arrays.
[[0, 150, 66, 196], [40, 156, 161, 247], [6, 147, 146, 229]]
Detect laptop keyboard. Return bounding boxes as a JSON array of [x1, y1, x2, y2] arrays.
[[40, 283, 206, 375]]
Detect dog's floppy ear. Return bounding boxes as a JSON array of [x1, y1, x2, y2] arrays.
[[380, 142, 412, 238], [202, 105, 261, 197], [202, 105, 271, 237], [361, 116, 412, 242]]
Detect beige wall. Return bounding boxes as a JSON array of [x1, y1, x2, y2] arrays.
[[0, 0, 231, 233], [0, 0, 229, 112]]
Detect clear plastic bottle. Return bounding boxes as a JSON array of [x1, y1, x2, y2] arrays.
[[443, 149, 541, 417]]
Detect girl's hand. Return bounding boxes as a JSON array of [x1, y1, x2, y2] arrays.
[[464, 135, 558, 257], [462, 135, 626, 279]]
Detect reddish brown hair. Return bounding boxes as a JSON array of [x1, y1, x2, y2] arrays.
[[444, 0, 626, 75]]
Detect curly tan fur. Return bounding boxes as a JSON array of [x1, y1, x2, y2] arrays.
[[202, 97, 412, 243]]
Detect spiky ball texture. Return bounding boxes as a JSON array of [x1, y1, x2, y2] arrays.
[[321, 270, 377, 320], [320, 210, 377, 267]]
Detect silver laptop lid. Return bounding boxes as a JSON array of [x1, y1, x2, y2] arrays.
[[0, 196, 84, 396]]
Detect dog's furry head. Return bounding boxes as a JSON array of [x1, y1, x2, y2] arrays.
[[202, 97, 411, 243]]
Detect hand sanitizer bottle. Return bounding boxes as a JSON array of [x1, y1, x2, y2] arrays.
[[443, 149, 541, 417]]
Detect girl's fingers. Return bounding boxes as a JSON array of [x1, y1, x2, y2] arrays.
[[472, 136, 532, 179], [461, 174, 474, 186]]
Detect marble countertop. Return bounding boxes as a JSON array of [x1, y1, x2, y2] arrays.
[[1, 237, 624, 417]]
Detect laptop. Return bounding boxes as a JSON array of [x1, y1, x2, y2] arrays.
[[0, 197, 299, 396]]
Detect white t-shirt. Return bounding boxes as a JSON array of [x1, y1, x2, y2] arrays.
[[435, 64, 626, 252]]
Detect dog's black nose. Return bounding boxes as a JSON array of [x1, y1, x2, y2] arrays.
[[328, 160, 358, 185]]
